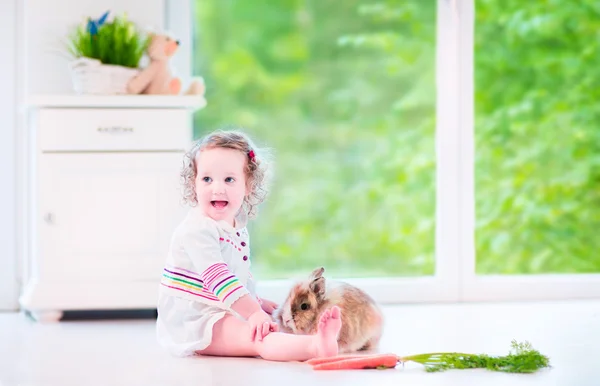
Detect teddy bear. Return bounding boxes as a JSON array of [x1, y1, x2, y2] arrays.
[[126, 33, 204, 96]]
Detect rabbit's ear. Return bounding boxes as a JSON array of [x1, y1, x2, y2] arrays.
[[309, 276, 326, 297], [310, 267, 325, 280]]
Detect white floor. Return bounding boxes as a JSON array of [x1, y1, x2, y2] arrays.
[[1, 300, 598, 386]]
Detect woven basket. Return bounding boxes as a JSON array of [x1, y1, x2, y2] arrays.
[[69, 57, 140, 95]]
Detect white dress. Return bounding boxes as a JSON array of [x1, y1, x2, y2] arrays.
[[156, 206, 259, 357]]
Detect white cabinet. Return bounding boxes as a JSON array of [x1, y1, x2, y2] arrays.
[[19, 96, 205, 321]]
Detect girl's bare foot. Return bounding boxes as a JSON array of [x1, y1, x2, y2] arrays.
[[313, 306, 342, 358]]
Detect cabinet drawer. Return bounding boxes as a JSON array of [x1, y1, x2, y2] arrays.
[[38, 108, 191, 152]]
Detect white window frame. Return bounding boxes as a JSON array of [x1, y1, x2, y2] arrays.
[[165, 0, 600, 304]]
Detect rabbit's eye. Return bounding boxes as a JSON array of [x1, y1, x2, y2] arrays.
[[300, 303, 309, 311]]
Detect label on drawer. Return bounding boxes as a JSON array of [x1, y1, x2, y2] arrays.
[[38, 108, 192, 152]]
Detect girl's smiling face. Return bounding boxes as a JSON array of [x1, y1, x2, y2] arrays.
[[194, 147, 248, 226]]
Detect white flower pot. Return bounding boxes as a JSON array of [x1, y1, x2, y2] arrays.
[[68, 57, 140, 95]]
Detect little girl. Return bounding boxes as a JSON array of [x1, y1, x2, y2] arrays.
[[156, 129, 342, 361]]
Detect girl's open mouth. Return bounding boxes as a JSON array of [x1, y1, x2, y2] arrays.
[[211, 201, 228, 209]]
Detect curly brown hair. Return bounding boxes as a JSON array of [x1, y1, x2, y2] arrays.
[[180, 129, 273, 219]]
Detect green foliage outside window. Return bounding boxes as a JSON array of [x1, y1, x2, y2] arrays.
[[192, 0, 600, 279]]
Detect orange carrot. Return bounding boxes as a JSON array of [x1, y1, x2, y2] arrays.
[[306, 354, 368, 365], [312, 354, 400, 370]]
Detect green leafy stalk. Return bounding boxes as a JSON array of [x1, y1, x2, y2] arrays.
[[400, 340, 551, 373], [66, 13, 149, 68]]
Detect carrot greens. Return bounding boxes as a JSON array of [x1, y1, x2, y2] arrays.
[[400, 340, 551, 373]]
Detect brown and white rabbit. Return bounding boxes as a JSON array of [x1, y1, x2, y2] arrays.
[[274, 267, 384, 353]]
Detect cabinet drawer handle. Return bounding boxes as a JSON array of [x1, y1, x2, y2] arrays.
[[44, 213, 54, 224], [97, 127, 134, 133]]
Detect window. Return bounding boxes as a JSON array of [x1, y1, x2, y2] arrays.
[[168, 0, 600, 302], [458, 0, 600, 301], [190, 0, 439, 283], [474, 0, 600, 276]]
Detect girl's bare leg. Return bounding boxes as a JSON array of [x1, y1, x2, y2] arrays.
[[197, 306, 342, 362]]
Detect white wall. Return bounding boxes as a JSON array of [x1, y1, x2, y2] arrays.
[[0, 0, 19, 311], [0, 0, 168, 310]]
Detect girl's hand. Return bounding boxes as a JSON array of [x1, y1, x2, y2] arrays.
[[259, 298, 279, 315], [247, 310, 279, 341]]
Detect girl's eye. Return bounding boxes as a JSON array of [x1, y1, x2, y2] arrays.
[[202, 177, 212, 182], [225, 177, 235, 183]]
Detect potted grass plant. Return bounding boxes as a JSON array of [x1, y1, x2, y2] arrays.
[[66, 11, 150, 95]]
